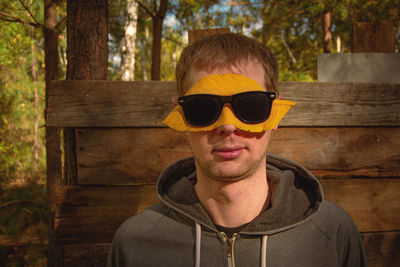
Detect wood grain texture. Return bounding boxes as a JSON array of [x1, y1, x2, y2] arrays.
[[76, 128, 189, 184], [64, 243, 110, 267], [269, 127, 400, 177], [47, 81, 400, 127], [362, 231, 400, 267], [322, 179, 400, 233], [55, 185, 158, 244], [47, 80, 176, 127], [75, 127, 400, 185], [54, 179, 400, 245], [352, 22, 395, 53], [61, 231, 400, 267], [45, 127, 63, 267]]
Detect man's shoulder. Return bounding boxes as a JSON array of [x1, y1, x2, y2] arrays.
[[315, 200, 354, 222], [112, 203, 169, 239], [308, 201, 366, 266], [309, 200, 361, 243], [108, 203, 197, 266], [311, 200, 356, 228]]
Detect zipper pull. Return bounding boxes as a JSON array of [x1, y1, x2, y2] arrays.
[[226, 236, 233, 257], [221, 232, 237, 267]]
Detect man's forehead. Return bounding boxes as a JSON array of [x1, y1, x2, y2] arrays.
[[182, 62, 266, 95], [184, 73, 265, 97]]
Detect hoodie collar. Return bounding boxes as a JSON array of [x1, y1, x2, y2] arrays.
[[156, 154, 324, 234]]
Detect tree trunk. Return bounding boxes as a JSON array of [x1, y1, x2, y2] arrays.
[[396, 25, 400, 52], [280, 31, 297, 65], [44, 0, 62, 266], [65, 0, 108, 185], [31, 25, 39, 166], [323, 7, 332, 53], [141, 27, 149, 80], [67, 0, 108, 80], [121, 0, 138, 81], [150, 0, 168, 80]]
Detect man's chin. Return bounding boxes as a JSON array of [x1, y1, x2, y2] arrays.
[[195, 157, 265, 182], [210, 175, 249, 183], [208, 166, 255, 182]]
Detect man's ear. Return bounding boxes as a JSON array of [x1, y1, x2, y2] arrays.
[[172, 98, 178, 107]]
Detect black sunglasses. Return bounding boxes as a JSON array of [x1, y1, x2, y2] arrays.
[[178, 91, 276, 126]]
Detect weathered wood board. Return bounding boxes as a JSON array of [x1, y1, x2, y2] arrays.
[[54, 179, 400, 245], [322, 179, 400, 232], [64, 243, 110, 267], [75, 127, 400, 185], [47, 80, 176, 127], [362, 231, 400, 267], [352, 22, 395, 53], [55, 185, 158, 244], [47, 81, 400, 127]]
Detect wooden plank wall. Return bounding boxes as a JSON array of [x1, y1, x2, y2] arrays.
[[47, 81, 400, 266], [351, 22, 395, 53]]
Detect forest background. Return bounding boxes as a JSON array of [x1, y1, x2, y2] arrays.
[[0, 0, 399, 265]]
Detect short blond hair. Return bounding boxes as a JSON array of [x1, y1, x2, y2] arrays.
[[176, 33, 278, 96]]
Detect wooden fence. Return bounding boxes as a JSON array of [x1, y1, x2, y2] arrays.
[[47, 80, 400, 266]]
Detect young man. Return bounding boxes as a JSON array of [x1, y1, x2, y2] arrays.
[[107, 33, 366, 267]]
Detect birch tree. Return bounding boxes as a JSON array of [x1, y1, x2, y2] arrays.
[[121, 0, 138, 81]]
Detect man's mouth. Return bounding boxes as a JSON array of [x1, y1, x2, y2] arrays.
[[213, 146, 245, 159]]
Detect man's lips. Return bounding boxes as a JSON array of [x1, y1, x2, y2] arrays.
[[213, 146, 245, 159]]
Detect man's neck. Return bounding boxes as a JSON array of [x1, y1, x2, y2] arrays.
[[194, 167, 270, 228]]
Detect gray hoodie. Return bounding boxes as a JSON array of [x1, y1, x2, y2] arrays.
[[107, 154, 366, 267]]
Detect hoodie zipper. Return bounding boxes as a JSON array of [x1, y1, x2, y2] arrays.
[[221, 232, 237, 267]]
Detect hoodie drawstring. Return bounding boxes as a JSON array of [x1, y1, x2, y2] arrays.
[[195, 222, 201, 267], [261, 235, 268, 267]]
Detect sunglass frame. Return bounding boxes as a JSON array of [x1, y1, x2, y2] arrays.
[[178, 91, 277, 126]]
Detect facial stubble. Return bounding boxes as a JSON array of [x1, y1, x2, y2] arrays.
[[188, 131, 271, 183]]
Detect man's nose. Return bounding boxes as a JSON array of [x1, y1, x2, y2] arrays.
[[215, 106, 239, 135], [216, 124, 238, 135]]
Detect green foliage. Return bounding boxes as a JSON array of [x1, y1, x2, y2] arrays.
[[0, 72, 47, 266], [0, 24, 30, 67], [0, 86, 47, 265], [0, 1, 47, 180], [0, 77, 46, 182], [0, 1, 48, 265], [0, 182, 47, 238], [0, 22, 46, 179]]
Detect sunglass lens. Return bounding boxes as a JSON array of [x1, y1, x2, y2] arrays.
[[184, 95, 221, 126], [233, 93, 270, 123]]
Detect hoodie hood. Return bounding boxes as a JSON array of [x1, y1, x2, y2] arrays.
[[156, 154, 324, 235], [109, 155, 366, 267]]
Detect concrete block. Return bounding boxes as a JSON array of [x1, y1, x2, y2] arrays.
[[318, 53, 400, 83]]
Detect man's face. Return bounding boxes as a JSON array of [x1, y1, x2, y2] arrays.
[[185, 62, 272, 182]]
